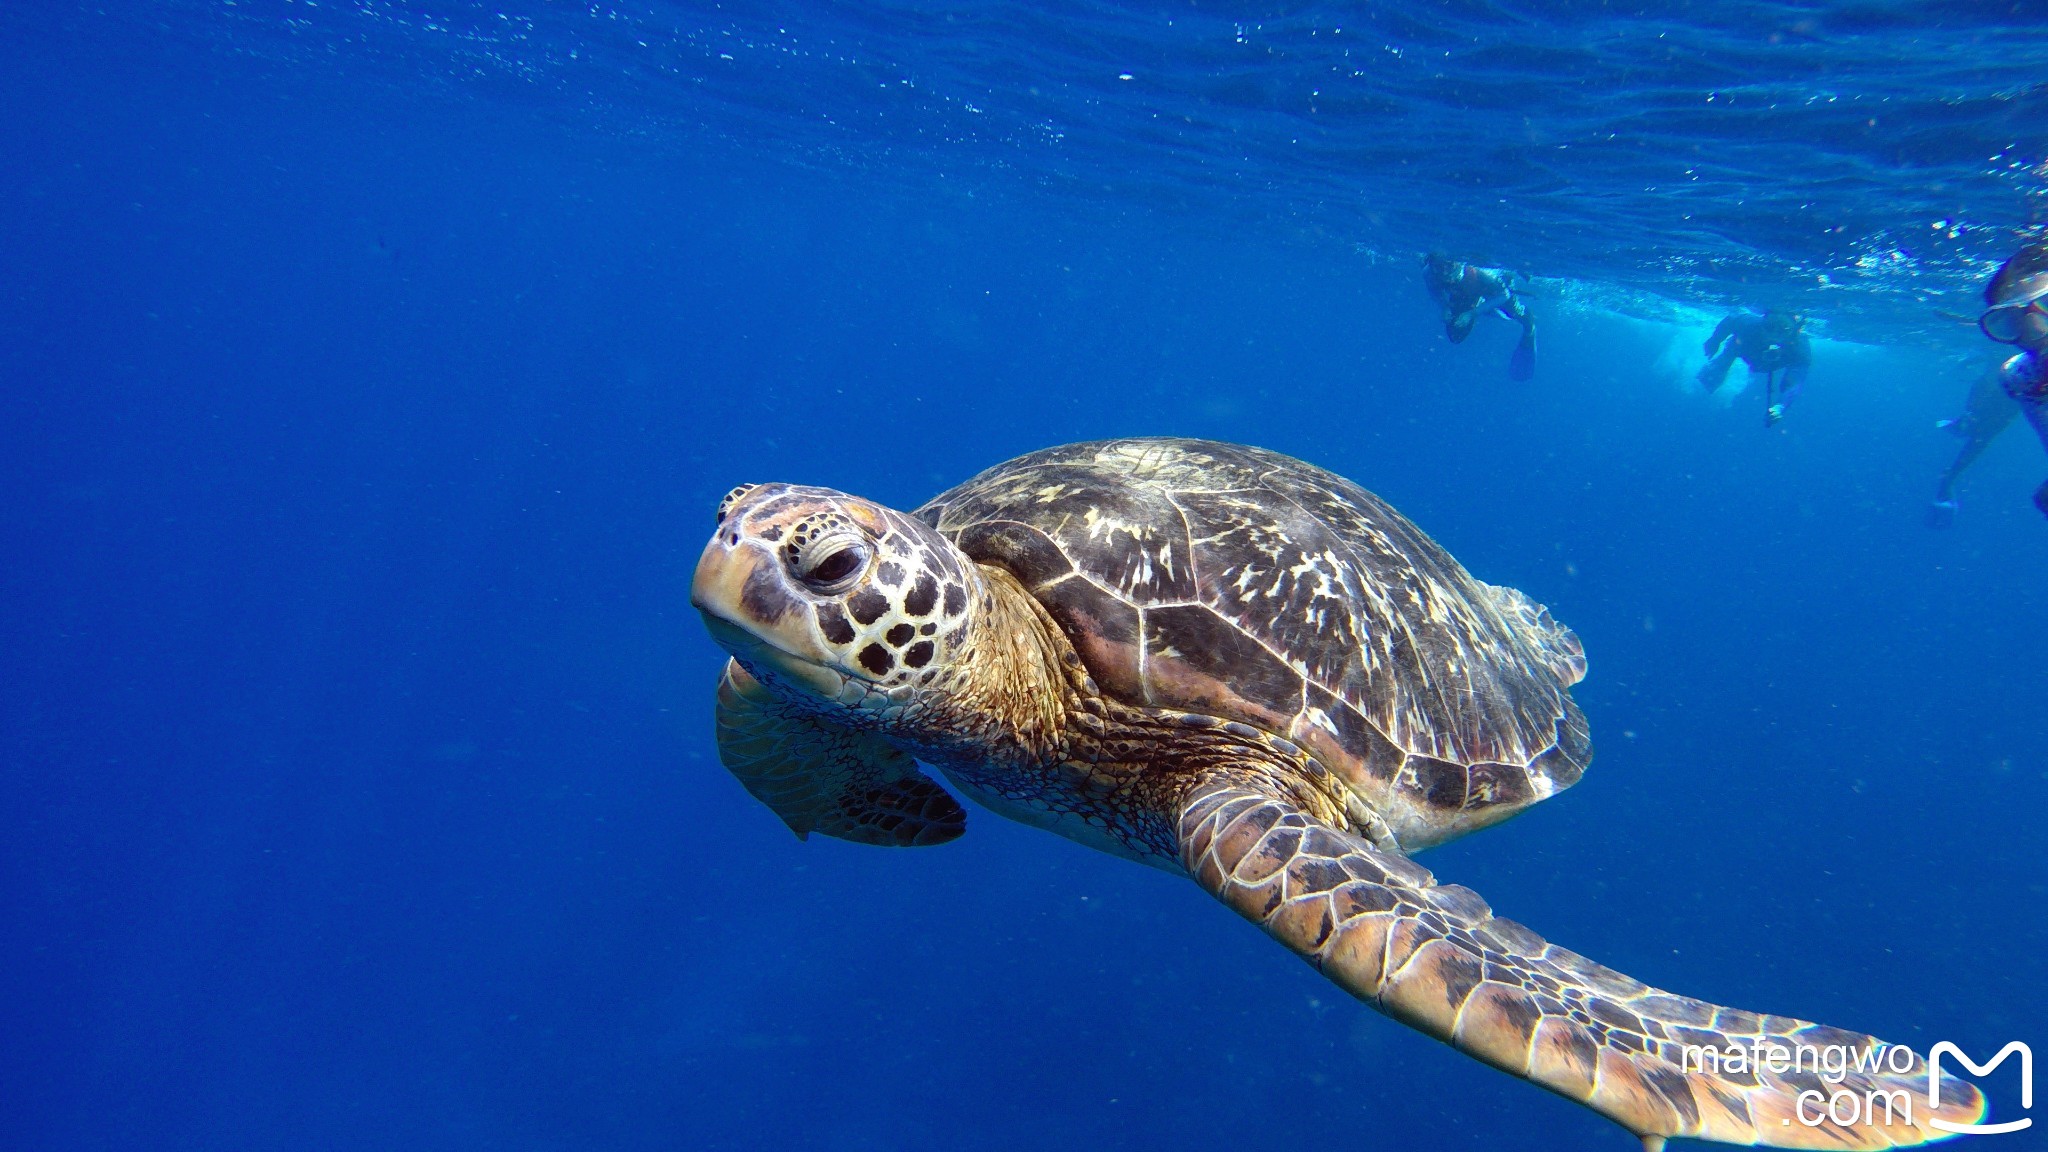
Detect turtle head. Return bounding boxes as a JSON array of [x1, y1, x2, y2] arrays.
[[692, 483, 980, 724]]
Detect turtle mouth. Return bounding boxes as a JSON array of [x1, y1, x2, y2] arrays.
[[699, 611, 849, 700], [692, 536, 849, 701]]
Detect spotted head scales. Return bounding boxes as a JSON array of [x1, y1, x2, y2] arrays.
[[695, 483, 977, 715]]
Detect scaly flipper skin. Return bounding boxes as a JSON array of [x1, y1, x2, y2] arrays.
[[1178, 782, 1985, 1149], [715, 660, 965, 846]]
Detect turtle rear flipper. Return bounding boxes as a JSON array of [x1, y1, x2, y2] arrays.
[[715, 660, 964, 847], [1178, 780, 1984, 1150]]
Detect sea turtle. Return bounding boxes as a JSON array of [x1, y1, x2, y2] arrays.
[[691, 437, 1982, 1149]]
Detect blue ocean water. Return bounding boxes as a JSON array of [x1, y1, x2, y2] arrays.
[[2, 2, 2044, 1149]]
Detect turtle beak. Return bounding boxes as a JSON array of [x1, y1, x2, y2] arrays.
[[691, 530, 848, 700], [688, 531, 753, 624]]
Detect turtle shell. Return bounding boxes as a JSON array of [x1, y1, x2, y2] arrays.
[[916, 438, 1590, 850]]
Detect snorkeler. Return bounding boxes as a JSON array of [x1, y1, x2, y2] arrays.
[[1698, 309, 1811, 426], [1949, 240, 2048, 524], [1925, 363, 2021, 528], [1422, 252, 1537, 381]]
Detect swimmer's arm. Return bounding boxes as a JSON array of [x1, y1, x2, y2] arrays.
[[1778, 365, 1808, 401]]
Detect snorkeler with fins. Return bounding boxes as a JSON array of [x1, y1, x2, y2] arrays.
[[1698, 309, 1810, 426], [1422, 252, 1537, 381], [1929, 241, 2048, 525]]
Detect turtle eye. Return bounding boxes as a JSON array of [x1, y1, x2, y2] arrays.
[[787, 524, 871, 593], [805, 545, 866, 586]]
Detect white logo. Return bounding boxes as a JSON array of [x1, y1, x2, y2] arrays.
[[1929, 1041, 2032, 1136]]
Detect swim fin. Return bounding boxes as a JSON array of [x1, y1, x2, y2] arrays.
[[1507, 328, 1536, 381]]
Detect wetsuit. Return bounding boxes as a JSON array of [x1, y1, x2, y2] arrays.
[[1699, 314, 1810, 419]]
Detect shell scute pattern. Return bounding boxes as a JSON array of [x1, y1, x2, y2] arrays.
[[919, 439, 1591, 848]]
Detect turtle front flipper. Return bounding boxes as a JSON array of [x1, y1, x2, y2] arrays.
[[1178, 781, 1985, 1150], [714, 659, 965, 846]]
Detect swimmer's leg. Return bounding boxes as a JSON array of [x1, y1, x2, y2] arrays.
[[1696, 346, 1737, 392]]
